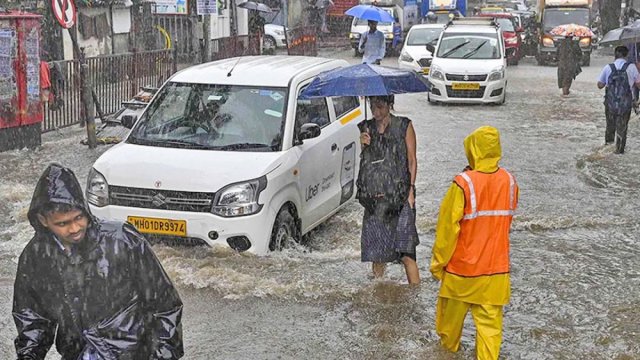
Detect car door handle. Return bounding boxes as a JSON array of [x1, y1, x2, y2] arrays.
[[331, 143, 339, 152]]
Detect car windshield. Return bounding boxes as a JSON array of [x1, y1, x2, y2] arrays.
[[496, 18, 515, 32], [437, 32, 501, 59], [543, 8, 590, 32], [127, 82, 287, 152], [407, 27, 443, 45]]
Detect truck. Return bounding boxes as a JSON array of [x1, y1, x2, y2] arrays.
[[536, 0, 593, 66], [421, 0, 467, 23], [349, 0, 420, 55]]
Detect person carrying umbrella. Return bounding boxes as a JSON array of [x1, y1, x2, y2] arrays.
[[557, 36, 583, 96], [358, 95, 420, 284], [430, 126, 518, 360], [358, 20, 386, 65]]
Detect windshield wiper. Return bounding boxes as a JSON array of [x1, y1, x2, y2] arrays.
[[214, 143, 272, 151], [462, 41, 488, 59], [440, 40, 471, 58], [146, 138, 211, 149]]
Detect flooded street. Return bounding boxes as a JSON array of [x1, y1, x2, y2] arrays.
[[1, 51, 640, 359]]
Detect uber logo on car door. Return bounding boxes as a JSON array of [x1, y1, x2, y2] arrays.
[[340, 142, 356, 204]]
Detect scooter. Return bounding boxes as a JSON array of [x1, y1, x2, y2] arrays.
[[94, 86, 158, 143]]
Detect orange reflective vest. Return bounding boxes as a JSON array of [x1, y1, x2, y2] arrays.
[[446, 168, 518, 277]]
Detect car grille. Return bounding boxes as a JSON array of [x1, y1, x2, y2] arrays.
[[109, 186, 215, 212], [417, 58, 432, 67], [445, 74, 488, 81], [446, 86, 486, 99]]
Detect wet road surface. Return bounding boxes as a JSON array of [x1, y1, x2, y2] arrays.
[[1, 51, 639, 359]]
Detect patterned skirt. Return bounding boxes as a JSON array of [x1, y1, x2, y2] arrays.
[[360, 202, 419, 263]]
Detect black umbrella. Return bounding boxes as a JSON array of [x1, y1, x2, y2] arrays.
[[238, 1, 272, 12]]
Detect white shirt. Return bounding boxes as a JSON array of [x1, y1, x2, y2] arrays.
[[358, 30, 386, 64], [597, 58, 640, 94]]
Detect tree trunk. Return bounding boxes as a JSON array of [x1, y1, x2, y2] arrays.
[[601, 0, 622, 34]]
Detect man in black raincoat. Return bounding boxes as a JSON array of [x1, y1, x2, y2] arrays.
[[13, 163, 184, 360]]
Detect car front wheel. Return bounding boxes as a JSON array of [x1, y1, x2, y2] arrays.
[[269, 207, 298, 251], [264, 36, 277, 50]]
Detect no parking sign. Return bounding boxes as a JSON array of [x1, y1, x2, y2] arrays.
[[52, 0, 77, 29]]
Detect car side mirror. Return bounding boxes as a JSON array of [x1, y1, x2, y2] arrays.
[[425, 44, 436, 53], [299, 123, 321, 141], [121, 114, 138, 129]]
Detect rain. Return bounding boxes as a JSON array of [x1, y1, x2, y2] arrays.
[[2, 0, 640, 359]]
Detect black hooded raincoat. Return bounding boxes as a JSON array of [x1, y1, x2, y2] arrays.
[[13, 164, 184, 360]]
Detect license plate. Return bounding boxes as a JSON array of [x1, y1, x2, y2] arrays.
[[127, 216, 187, 237], [452, 82, 480, 90], [421, 67, 430, 75]]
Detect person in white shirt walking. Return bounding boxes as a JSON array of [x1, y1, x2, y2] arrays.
[[358, 20, 386, 65], [597, 45, 640, 154]]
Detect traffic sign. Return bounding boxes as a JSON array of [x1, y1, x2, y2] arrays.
[[52, 0, 77, 29]]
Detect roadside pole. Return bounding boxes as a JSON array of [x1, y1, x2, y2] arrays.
[[50, 0, 97, 148], [203, 14, 210, 62]]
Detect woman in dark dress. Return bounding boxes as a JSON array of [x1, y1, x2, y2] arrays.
[[358, 95, 420, 284], [557, 36, 583, 96]]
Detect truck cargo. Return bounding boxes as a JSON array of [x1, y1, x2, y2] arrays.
[[421, 0, 467, 20], [536, 0, 593, 66]]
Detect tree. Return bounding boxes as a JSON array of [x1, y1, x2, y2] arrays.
[[600, 0, 622, 34]]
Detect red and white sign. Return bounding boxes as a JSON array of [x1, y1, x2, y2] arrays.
[[52, 0, 77, 29]]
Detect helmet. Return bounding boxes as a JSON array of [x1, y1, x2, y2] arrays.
[[448, 13, 455, 20], [426, 11, 437, 23]]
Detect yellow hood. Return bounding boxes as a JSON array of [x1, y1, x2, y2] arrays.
[[463, 126, 502, 172]]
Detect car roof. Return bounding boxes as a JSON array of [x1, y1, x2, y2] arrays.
[[170, 56, 345, 87], [409, 24, 446, 30], [479, 13, 514, 18], [443, 25, 499, 34]]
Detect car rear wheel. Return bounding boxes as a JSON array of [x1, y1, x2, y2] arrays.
[[269, 206, 299, 251]]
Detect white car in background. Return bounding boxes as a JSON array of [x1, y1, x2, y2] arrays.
[[264, 24, 288, 49], [398, 24, 445, 76], [427, 19, 507, 105]]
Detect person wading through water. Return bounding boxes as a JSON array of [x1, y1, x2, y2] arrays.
[[357, 95, 420, 284], [431, 126, 519, 360], [597, 45, 640, 154], [557, 36, 583, 96]]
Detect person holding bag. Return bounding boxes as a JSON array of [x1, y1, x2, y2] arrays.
[[357, 95, 420, 284]]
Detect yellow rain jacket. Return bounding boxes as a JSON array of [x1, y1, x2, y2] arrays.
[[430, 126, 518, 305]]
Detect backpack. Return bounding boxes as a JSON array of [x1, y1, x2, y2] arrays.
[[605, 62, 633, 115], [356, 119, 410, 217]]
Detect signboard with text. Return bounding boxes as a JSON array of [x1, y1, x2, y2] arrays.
[[152, 0, 189, 15], [197, 0, 217, 15]]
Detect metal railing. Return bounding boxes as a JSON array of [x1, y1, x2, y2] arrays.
[[43, 49, 176, 133]]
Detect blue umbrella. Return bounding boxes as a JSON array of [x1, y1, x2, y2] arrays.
[[345, 5, 395, 23], [299, 63, 430, 99]]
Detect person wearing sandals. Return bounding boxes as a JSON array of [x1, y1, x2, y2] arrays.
[[357, 95, 420, 284]]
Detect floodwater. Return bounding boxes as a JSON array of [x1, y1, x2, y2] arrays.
[[1, 51, 639, 359]]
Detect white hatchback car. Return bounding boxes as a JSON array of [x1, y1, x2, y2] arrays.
[[398, 24, 445, 76], [87, 56, 364, 254], [427, 19, 508, 104]]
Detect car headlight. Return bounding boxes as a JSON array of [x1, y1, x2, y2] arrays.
[[505, 37, 517, 45], [212, 176, 267, 217], [385, 33, 394, 39], [542, 36, 554, 47], [350, 32, 361, 39], [579, 37, 591, 48], [430, 67, 445, 81], [487, 67, 505, 81], [86, 168, 109, 207], [399, 51, 414, 62]]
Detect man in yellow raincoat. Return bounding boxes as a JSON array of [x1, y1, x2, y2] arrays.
[[430, 126, 519, 360]]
